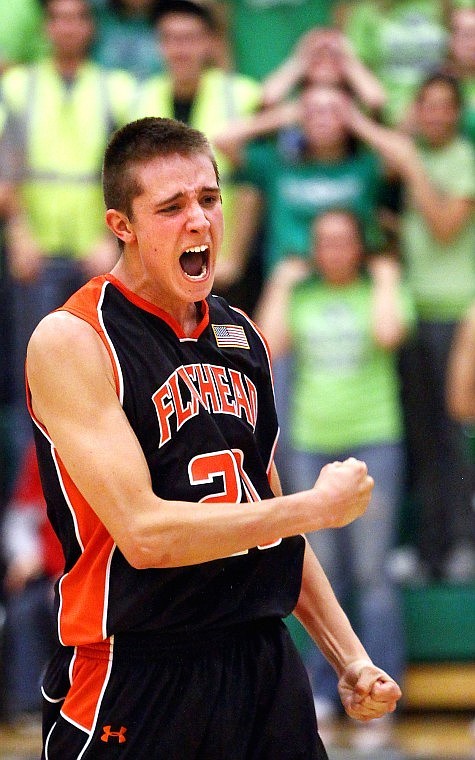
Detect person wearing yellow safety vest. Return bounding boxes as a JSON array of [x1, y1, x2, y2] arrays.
[[0, 0, 136, 468], [132, 0, 263, 307]]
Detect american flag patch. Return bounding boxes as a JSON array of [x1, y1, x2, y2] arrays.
[[212, 323, 250, 349]]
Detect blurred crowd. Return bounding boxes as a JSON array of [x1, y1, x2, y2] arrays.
[[0, 0, 473, 743]]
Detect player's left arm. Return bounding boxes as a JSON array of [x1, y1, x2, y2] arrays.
[[294, 538, 402, 721]]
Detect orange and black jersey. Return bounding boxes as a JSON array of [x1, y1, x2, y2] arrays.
[[29, 275, 305, 647]]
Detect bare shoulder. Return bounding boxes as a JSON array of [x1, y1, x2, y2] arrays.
[[27, 311, 108, 371], [27, 311, 115, 426]]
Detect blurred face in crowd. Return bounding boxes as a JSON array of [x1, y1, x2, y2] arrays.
[[416, 79, 460, 147], [450, 9, 475, 70], [312, 211, 363, 286], [157, 12, 214, 85], [45, 0, 95, 59], [301, 85, 348, 153]]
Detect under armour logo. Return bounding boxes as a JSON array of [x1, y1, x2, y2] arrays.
[[101, 725, 127, 743]]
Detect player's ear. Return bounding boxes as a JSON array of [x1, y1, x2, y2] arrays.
[[105, 209, 136, 246]]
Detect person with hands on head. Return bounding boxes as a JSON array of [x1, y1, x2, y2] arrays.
[[256, 209, 411, 744], [26, 116, 401, 759], [345, 73, 475, 581], [261, 26, 387, 114]]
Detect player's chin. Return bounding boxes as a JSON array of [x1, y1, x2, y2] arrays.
[[181, 271, 214, 301]]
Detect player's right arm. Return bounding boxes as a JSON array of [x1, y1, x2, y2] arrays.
[[27, 311, 374, 569]]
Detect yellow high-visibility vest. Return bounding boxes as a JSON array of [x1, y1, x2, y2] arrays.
[[1, 58, 136, 257]]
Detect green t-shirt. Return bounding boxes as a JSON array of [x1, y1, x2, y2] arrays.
[[288, 275, 414, 453], [345, 1, 448, 125], [238, 137, 386, 274], [220, 0, 335, 80], [401, 136, 475, 321], [91, 7, 163, 80], [461, 78, 475, 146]]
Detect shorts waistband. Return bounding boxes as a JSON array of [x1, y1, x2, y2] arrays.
[[76, 618, 282, 662]]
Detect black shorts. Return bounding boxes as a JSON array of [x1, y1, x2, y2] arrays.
[[41, 618, 328, 759]]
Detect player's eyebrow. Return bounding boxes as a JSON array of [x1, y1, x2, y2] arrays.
[[154, 186, 220, 208]]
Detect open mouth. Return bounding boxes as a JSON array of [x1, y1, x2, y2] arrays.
[[179, 245, 209, 280]]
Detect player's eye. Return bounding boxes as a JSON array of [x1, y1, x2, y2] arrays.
[[202, 195, 220, 207], [160, 204, 181, 214]]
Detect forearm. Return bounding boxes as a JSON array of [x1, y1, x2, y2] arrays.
[[446, 310, 475, 422], [261, 56, 303, 107], [254, 257, 309, 355], [50, 421, 371, 571], [403, 165, 474, 242], [294, 540, 370, 677], [218, 185, 262, 277], [369, 256, 408, 348], [213, 102, 299, 163], [343, 56, 387, 112], [129, 490, 321, 569], [254, 279, 292, 357]]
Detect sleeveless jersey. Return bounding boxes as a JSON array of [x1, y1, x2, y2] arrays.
[[30, 275, 305, 646]]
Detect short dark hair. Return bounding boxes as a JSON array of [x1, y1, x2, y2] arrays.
[[151, 0, 217, 31], [102, 116, 220, 221]]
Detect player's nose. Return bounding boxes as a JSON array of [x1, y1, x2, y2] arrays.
[[185, 201, 211, 233]]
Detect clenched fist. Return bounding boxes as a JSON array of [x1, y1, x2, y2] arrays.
[[338, 659, 402, 721], [311, 457, 374, 530]]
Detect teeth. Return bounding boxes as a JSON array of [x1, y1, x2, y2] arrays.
[[183, 245, 208, 253], [188, 263, 208, 280]]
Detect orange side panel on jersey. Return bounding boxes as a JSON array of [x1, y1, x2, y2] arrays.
[[63, 644, 112, 731], [24, 276, 120, 644], [55, 455, 115, 645]]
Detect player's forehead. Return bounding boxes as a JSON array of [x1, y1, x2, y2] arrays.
[[133, 152, 219, 205]]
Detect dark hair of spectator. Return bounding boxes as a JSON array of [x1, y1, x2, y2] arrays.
[[417, 70, 463, 109], [107, 0, 156, 21], [151, 0, 217, 31]]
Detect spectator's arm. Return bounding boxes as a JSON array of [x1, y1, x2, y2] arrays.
[[261, 55, 304, 108], [348, 105, 474, 243], [5, 204, 43, 281], [213, 184, 263, 289], [82, 233, 120, 279], [254, 257, 309, 357], [368, 255, 410, 349], [339, 38, 387, 112], [446, 304, 475, 422], [2, 507, 43, 593], [212, 101, 300, 165]]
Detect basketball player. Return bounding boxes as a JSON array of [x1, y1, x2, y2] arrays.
[[26, 117, 401, 759]]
